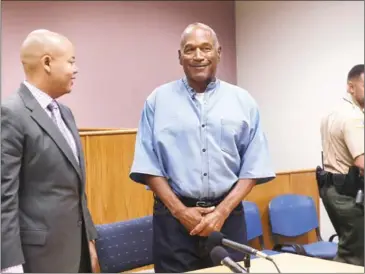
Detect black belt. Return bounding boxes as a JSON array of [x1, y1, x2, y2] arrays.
[[177, 195, 226, 208], [316, 167, 345, 188], [154, 195, 226, 208]]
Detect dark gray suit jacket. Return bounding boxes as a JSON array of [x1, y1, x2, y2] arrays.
[[1, 83, 98, 272]]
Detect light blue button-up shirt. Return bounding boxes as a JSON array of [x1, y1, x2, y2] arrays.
[[130, 78, 275, 199]]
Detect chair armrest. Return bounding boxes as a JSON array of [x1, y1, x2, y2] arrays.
[[329, 234, 338, 242], [273, 243, 308, 256]]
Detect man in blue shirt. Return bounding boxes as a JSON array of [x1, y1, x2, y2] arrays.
[[130, 22, 275, 272]]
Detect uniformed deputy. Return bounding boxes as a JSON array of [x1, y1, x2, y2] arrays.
[[318, 64, 364, 266]]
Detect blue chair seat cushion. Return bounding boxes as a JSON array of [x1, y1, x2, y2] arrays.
[[281, 241, 337, 259], [95, 216, 153, 273]]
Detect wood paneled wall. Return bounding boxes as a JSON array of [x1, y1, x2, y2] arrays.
[[80, 129, 320, 250], [80, 129, 153, 224], [79, 128, 123, 132]]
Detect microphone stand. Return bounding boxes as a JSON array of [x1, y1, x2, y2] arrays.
[[243, 253, 250, 273]]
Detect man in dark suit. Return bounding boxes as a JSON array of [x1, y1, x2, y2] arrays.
[[1, 29, 98, 273]]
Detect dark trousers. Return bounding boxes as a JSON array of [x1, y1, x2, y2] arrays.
[[152, 198, 247, 273], [320, 185, 364, 266]]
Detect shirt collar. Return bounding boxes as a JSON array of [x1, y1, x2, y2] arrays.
[[343, 93, 364, 113], [23, 80, 54, 110], [181, 77, 220, 98]]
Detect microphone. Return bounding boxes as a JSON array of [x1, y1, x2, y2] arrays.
[[210, 246, 247, 273], [208, 231, 273, 261], [208, 232, 281, 273]]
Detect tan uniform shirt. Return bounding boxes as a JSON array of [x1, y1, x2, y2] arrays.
[[320, 94, 364, 174]]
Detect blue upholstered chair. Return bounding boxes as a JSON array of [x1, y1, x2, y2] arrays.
[[268, 194, 337, 260], [95, 215, 153, 273], [242, 201, 279, 258]]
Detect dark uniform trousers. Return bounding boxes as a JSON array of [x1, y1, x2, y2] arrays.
[[320, 185, 364, 266], [152, 197, 247, 273]]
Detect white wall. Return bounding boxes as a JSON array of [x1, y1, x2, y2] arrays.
[[235, 1, 364, 241]]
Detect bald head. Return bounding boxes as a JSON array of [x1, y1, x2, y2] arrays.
[[20, 29, 78, 98], [178, 23, 221, 93], [20, 29, 72, 75], [180, 23, 219, 50]]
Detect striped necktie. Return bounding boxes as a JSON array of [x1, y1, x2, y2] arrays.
[[47, 100, 79, 164]]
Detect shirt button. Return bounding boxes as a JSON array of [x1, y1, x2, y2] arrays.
[[202, 124, 205, 128], [202, 149, 206, 152], [203, 173, 207, 176]]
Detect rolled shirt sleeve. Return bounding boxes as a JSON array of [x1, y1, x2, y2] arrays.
[[130, 99, 165, 184], [239, 104, 276, 184]]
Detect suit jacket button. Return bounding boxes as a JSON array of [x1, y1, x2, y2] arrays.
[[78, 220, 82, 226]]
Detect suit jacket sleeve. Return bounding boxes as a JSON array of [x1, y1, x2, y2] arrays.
[[82, 193, 98, 240], [1, 105, 25, 269]]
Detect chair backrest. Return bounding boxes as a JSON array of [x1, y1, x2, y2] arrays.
[[242, 201, 265, 248], [95, 215, 153, 273], [268, 194, 319, 237]]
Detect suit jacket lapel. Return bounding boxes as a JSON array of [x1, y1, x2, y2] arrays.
[[59, 105, 87, 185], [18, 84, 83, 182]]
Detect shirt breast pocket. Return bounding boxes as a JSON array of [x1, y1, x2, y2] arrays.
[[220, 119, 247, 156]]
